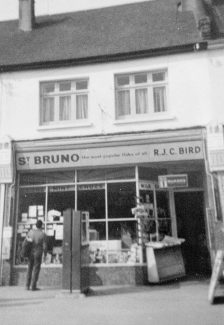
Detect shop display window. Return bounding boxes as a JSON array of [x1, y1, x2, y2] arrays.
[[138, 184, 171, 242], [16, 185, 75, 266], [20, 171, 75, 185], [89, 222, 107, 263], [108, 182, 136, 219], [16, 167, 174, 267], [77, 185, 105, 219], [108, 221, 140, 264], [77, 167, 135, 182], [156, 190, 172, 237], [16, 187, 46, 265], [46, 185, 75, 265]]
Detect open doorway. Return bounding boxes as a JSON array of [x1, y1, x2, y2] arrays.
[[174, 191, 211, 277]]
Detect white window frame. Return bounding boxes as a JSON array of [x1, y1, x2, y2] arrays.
[[115, 70, 168, 120], [39, 79, 89, 126]]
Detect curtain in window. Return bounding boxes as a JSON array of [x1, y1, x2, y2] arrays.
[[136, 89, 148, 114], [43, 97, 54, 122], [117, 90, 130, 116], [76, 95, 88, 119], [153, 87, 166, 112], [59, 96, 71, 120]]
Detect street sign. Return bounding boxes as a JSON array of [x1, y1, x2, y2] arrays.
[[158, 174, 188, 189]]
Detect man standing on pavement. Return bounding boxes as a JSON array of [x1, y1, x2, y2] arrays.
[[26, 220, 47, 291]]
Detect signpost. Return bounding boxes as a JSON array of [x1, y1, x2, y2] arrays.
[[208, 250, 224, 304]]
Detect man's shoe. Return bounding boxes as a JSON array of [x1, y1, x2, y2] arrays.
[[31, 287, 41, 291]]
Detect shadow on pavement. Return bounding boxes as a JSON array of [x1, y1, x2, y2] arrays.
[[212, 296, 224, 305], [0, 300, 43, 308], [87, 281, 182, 297]]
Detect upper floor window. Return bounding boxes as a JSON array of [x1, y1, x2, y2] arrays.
[[115, 70, 167, 120], [40, 79, 89, 125]]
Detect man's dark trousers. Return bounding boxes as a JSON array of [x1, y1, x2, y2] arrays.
[[26, 249, 42, 290]]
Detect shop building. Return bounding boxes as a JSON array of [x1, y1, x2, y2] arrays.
[[11, 129, 212, 286], [0, 0, 224, 286]]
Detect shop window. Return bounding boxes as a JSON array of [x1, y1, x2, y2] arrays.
[[77, 169, 106, 182], [105, 167, 135, 180], [115, 70, 167, 120], [16, 187, 46, 265], [40, 79, 89, 126], [77, 184, 105, 219], [16, 185, 76, 266], [45, 186, 75, 265], [107, 182, 136, 219], [139, 167, 167, 181], [138, 185, 171, 243], [19, 171, 75, 185], [77, 167, 135, 182], [89, 222, 107, 263], [107, 221, 139, 263]]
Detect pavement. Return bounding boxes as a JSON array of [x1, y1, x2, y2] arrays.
[[0, 278, 224, 325]]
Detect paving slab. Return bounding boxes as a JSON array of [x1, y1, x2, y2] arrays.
[[0, 279, 224, 325]]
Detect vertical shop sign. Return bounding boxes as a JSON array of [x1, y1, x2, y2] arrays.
[[2, 227, 12, 260], [0, 136, 13, 183]]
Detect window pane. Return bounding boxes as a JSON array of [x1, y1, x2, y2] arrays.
[[77, 167, 135, 182], [43, 83, 54, 94], [153, 87, 166, 112], [76, 80, 88, 90], [59, 82, 71, 92], [47, 186, 75, 265], [59, 96, 71, 120], [134, 74, 147, 84], [117, 75, 129, 86], [108, 221, 140, 263], [89, 222, 106, 263], [77, 187, 105, 219], [105, 167, 135, 180], [76, 94, 88, 119], [108, 182, 136, 219], [77, 169, 106, 182], [152, 72, 165, 82], [89, 222, 106, 240], [156, 191, 170, 219], [117, 90, 130, 116], [135, 88, 148, 114], [43, 97, 54, 122], [108, 221, 137, 242], [16, 187, 46, 265], [47, 186, 75, 214], [19, 172, 75, 185]]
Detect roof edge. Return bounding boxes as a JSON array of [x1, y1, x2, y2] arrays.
[[0, 41, 207, 73]]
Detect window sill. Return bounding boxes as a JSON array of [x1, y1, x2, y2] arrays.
[[37, 122, 93, 131], [114, 114, 176, 125], [89, 263, 146, 267], [14, 264, 62, 268]]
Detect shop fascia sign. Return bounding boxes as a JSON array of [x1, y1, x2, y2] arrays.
[[16, 140, 204, 171], [158, 174, 188, 188]]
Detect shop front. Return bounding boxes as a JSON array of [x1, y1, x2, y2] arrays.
[[11, 132, 212, 286]]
